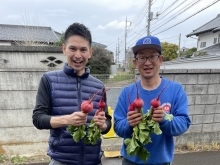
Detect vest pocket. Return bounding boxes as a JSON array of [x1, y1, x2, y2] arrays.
[[49, 136, 61, 152]]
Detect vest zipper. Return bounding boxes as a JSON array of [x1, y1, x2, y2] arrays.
[[77, 77, 84, 165]]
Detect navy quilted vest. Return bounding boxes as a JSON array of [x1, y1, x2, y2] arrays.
[[44, 63, 104, 165]]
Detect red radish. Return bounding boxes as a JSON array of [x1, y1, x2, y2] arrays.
[[98, 100, 106, 109], [97, 88, 110, 114], [81, 88, 104, 113], [81, 100, 94, 113], [127, 87, 135, 111], [150, 81, 170, 108], [128, 104, 135, 111], [133, 81, 144, 109], [98, 88, 109, 109], [150, 99, 160, 108]]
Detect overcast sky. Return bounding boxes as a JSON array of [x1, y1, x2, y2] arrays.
[[0, 0, 220, 61]]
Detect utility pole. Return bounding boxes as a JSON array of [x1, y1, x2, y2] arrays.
[[115, 45, 118, 64], [124, 17, 127, 69], [117, 37, 120, 67], [178, 33, 181, 58], [124, 17, 131, 69], [147, 0, 152, 35]]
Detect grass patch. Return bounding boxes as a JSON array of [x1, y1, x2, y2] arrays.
[[92, 73, 135, 85]]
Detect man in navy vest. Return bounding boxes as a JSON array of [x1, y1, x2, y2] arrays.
[[32, 22, 112, 165]]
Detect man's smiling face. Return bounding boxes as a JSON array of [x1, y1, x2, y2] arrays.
[[133, 48, 163, 80], [62, 35, 92, 76]]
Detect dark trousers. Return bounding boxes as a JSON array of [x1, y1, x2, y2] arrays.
[[122, 158, 171, 165]]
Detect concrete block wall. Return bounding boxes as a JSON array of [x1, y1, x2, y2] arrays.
[[159, 69, 220, 145], [0, 47, 65, 156]]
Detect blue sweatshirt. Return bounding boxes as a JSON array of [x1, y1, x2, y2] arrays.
[[113, 77, 191, 164]]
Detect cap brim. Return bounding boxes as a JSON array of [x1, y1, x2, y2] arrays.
[[132, 45, 161, 54]]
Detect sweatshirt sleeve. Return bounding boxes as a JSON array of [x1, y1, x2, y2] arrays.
[[159, 86, 191, 136], [113, 88, 133, 138], [32, 75, 53, 129]]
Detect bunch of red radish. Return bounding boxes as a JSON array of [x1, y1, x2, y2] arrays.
[[128, 81, 170, 111], [128, 82, 144, 111], [84, 88, 109, 145], [67, 87, 106, 143]]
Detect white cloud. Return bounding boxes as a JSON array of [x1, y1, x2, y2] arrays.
[[97, 20, 125, 30], [6, 15, 20, 20], [45, 9, 73, 16], [89, 0, 145, 11], [89, 15, 99, 19]]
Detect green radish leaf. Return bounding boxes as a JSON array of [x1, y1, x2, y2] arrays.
[[139, 129, 150, 144], [138, 121, 147, 130], [124, 138, 131, 146], [133, 126, 139, 140], [67, 125, 86, 143], [136, 146, 150, 164], [84, 137, 90, 144], [153, 122, 162, 135], [147, 119, 155, 126], [85, 118, 102, 145], [164, 113, 173, 121], [126, 138, 139, 155], [145, 110, 152, 119], [143, 136, 152, 144]]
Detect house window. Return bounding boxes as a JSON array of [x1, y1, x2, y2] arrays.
[[213, 38, 217, 44], [200, 42, 206, 48]]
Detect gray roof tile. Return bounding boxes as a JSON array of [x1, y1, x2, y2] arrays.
[[186, 14, 220, 37], [0, 24, 61, 43]]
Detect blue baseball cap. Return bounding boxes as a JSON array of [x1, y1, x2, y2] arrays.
[[132, 35, 161, 55]]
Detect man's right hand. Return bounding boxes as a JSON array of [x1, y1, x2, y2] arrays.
[[127, 110, 142, 127], [67, 112, 87, 126]]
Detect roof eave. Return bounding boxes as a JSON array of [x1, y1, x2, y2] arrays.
[[212, 28, 220, 33], [186, 29, 215, 37]]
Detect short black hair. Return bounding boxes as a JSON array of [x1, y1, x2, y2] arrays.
[[64, 22, 92, 46]]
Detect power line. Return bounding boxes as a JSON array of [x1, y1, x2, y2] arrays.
[[127, 1, 148, 33], [106, 1, 148, 49], [153, 0, 220, 35], [126, 27, 146, 45], [160, 35, 179, 40], [155, 0, 180, 18], [151, 0, 158, 4], [159, 0, 166, 14], [126, 0, 136, 16], [151, 0, 203, 33], [150, 0, 188, 27]]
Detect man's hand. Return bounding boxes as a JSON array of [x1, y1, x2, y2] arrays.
[[50, 111, 87, 128], [127, 110, 142, 127], [152, 106, 165, 122], [93, 111, 107, 131], [67, 111, 87, 126]]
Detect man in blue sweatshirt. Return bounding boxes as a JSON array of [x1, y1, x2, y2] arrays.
[[113, 35, 191, 165]]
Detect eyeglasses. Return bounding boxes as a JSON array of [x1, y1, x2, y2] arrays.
[[135, 55, 160, 63]]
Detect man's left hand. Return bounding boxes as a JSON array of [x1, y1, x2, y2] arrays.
[[93, 111, 107, 131], [152, 106, 165, 122]]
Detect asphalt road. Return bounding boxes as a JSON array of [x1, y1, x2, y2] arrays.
[[102, 151, 220, 165], [24, 151, 220, 165]]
